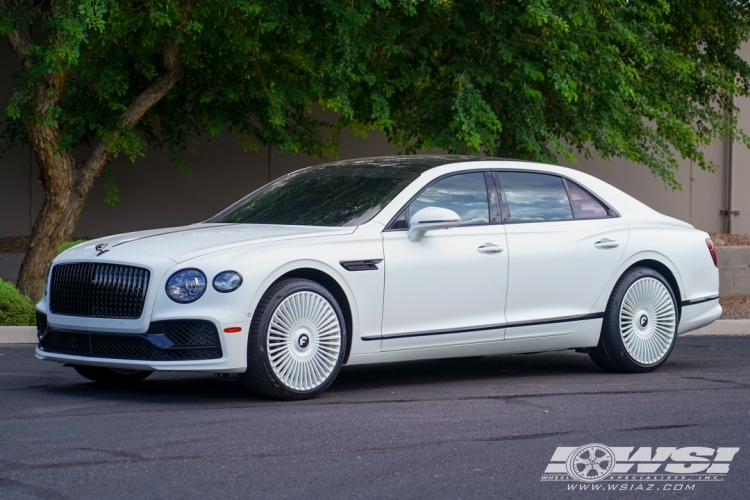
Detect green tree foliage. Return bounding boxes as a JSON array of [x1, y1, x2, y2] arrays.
[[0, 278, 35, 326], [1, 0, 750, 298], [325, 0, 750, 189]]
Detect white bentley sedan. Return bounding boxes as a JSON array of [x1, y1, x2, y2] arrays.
[[36, 156, 721, 400]]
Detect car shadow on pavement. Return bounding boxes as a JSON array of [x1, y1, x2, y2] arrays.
[[329, 340, 718, 393], [40, 372, 261, 404], [36, 351, 608, 404], [331, 352, 603, 391], [35, 346, 713, 405]]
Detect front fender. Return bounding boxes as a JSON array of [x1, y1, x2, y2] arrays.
[[245, 258, 359, 328]]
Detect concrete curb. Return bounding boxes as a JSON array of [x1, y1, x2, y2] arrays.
[[0, 320, 748, 345], [0, 326, 37, 344]]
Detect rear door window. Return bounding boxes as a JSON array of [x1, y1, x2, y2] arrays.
[[496, 172, 573, 222]]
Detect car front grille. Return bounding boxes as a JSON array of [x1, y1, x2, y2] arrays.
[[38, 320, 222, 361], [49, 263, 150, 319]]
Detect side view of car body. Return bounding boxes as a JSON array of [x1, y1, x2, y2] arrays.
[[35, 156, 721, 399]]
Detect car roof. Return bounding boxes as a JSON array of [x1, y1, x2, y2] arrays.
[[314, 155, 519, 174]]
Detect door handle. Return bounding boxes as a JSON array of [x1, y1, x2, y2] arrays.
[[478, 243, 504, 254], [594, 238, 619, 249]]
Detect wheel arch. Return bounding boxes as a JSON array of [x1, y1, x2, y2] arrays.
[[599, 252, 684, 319], [590, 256, 683, 373], [628, 259, 682, 318], [260, 267, 354, 364]]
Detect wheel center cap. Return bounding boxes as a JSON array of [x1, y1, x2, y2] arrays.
[[639, 314, 649, 328], [298, 333, 310, 349], [292, 327, 314, 355]]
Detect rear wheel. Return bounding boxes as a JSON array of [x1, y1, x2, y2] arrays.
[[589, 267, 678, 373], [73, 365, 153, 384], [238, 279, 346, 400]]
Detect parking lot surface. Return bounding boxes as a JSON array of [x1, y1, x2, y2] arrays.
[[0, 337, 748, 499]]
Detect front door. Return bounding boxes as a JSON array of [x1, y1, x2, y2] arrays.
[[380, 172, 509, 351]]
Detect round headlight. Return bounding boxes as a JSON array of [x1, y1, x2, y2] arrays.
[[166, 269, 207, 303], [213, 271, 243, 293]]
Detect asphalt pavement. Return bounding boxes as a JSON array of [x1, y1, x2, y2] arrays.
[[0, 337, 748, 500]]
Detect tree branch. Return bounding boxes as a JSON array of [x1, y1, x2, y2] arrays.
[[121, 40, 182, 128], [0, 0, 32, 69], [81, 40, 182, 188]]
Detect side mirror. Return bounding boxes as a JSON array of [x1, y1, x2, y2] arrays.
[[408, 207, 461, 242]]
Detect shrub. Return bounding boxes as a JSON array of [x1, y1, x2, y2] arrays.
[[58, 239, 87, 255], [0, 279, 36, 326]]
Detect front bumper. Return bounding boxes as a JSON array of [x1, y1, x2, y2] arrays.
[[36, 319, 250, 373]]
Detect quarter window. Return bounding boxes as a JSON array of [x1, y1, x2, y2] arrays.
[[408, 173, 490, 226], [497, 172, 573, 222], [566, 180, 608, 218]]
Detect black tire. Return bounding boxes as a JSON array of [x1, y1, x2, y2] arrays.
[[238, 278, 347, 401], [589, 267, 679, 373], [73, 365, 153, 384]]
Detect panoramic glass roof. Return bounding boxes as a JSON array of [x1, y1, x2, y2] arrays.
[[316, 155, 503, 174], [208, 156, 508, 227]]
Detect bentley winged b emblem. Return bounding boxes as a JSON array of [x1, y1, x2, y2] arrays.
[[95, 243, 109, 257]]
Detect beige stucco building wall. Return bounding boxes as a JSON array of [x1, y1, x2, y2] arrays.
[[1, 42, 749, 241]]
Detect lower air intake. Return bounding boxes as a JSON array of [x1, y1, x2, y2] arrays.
[[39, 320, 222, 360]]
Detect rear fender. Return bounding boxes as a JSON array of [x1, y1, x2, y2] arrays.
[[591, 251, 686, 315]]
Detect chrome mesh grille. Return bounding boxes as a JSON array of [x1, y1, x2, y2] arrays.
[[49, 263, 150, 319]]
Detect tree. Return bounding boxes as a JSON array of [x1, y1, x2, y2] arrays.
[[1, 0, 340, 299], [3, 1, 750, 300], [330, 0, 750, 187]]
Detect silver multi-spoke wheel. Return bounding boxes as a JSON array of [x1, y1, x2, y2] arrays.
[[266, 291, 342, 391], [619, 277, 676, 365]]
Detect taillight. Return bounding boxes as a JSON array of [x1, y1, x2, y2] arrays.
[[706, 238, 718, 267]]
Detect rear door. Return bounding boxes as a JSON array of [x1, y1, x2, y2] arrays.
[[496, 171, 629, 340]]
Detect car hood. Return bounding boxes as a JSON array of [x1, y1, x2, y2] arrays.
[[59, 223, 356, 263]]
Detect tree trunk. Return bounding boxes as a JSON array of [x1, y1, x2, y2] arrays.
[[16, 179, 87, 301], [15, 148, 86, 300], [3, 3, 183, 300], [13, 39, 183, 301]]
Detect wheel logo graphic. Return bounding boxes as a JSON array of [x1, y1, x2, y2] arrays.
[[298, 334, 310, 349], [566, 444, 616, 482], [639, 314, 648, 327]]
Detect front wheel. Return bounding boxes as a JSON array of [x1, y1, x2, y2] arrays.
[[238, 279, 347, 400], [73, 365, 153, 384], [589, 267, 678, 373]]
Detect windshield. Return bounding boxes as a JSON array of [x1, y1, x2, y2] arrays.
[[209, 165, 418, 226]]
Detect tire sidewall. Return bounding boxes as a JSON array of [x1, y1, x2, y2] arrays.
[[603, 268, 679, 372], [249, 279, 347, 400]]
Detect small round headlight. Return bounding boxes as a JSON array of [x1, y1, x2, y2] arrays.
[[213, 271, 243, 293], [166, 269, 207, 303]]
